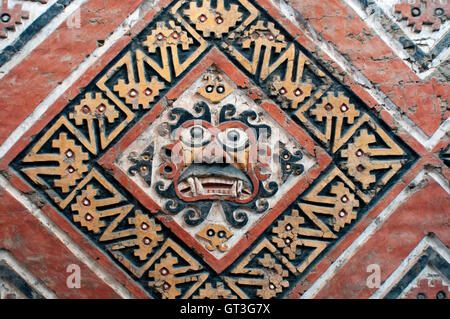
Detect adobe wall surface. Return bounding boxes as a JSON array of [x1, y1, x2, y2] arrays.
[[0, 0, 448, 299]]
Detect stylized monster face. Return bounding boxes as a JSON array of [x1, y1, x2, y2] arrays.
[[154, 102, 280, 228], [167, 120, 259, 203]]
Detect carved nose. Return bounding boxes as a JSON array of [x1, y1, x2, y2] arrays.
[[202, 154, 228, 164], [196, 140, 230, 164]]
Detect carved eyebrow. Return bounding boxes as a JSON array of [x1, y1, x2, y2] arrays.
[[169, 101, 212, 132]]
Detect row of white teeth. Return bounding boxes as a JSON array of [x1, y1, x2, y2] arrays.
[[195, 177, 235, 185], [180, 177, 245, 197]]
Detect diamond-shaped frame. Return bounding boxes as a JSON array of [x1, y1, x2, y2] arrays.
[[100, 47, 332, 273]]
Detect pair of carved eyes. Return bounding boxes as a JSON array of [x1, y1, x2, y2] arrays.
[[205, 85, 225, 94], [180, 125, 249, 150], [410, 7, 444, 17]]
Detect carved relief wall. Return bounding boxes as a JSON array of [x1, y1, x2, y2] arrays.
[[0, 0, 448, 299]]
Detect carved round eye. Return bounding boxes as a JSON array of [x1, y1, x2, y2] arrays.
[[191, 126, 204, 139], [180, 125, 211, 147], [216, 86, 225, 94], [81, 105, 91, 114], [1, 14, 11, 23], [156, 33, 165, 41], [218, 128, 249, 150], [97, 104, 106, 113], [434, 8, 444, 16], [411, 7, 421, 17]]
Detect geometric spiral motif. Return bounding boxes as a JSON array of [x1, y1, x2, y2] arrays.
[[10, 0, 417, 299]]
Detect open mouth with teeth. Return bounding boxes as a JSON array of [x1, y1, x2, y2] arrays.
[[176, 164, 254, 201]]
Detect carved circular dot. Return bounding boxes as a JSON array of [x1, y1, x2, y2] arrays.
[[65, 150, 74, 158], [82, 105, 91, 114], [207, 229, 215, 237], [85, 213, 93, 221], [340, 104, 348, 112], [216, 85, 225, 94], [269, 283, 276, 290], [82, 198, 91, 206], [218, 231, 226, 238], [1, 14, 11, 23], [285, 238, 292, 245], [171, 32, 179, 39], [198, 14, 207, 22], [128, 89, 137, 98], [163, 165, 173, 174], [67, 166, 75, 174], [294, 88, 303, 97], [143, 237, 152, 245], [339, 210, 347, 218], [285, 164, 292, 171], [97, 104, 106, 113], [216, 16, 223, 24], [141, 222, 149, 230], [140, 165, 149, 173], [285, 224, 292, 231], [160, 267, 169, 276], [144, 88, 153, 96], [416, 293, 426, 299], [267, 34, 274, 41], [341, 195, 348, 203], [356, 149, 364, 157], [279, 87, 287, 95], [283, 153, 290, 160], [436, 290, 447, 299], [411, 7, 421, 17], [357, 164, 365, 172], [252, 31, 259, 39], [434, 8, 444, 16], [157, 33, 164, 41], [141, 154, 150, 161], [163, 282, 171, 290], [205, 85, 214, 93], [0, 14, 10, 24], [324, 103, 333, 111]]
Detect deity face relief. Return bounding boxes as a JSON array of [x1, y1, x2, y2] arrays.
[[154, 102, 278, 228], [121, 68, 306, 257], [166, 119, 259, 203]]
